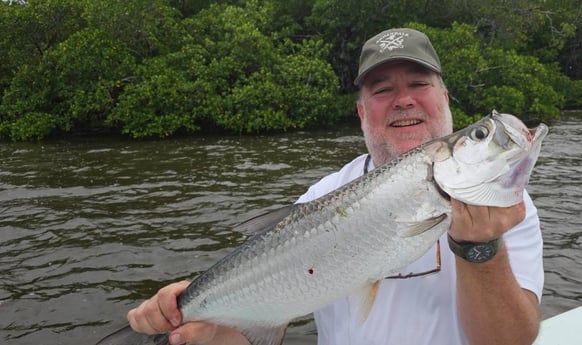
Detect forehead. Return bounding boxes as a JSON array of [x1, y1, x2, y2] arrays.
[[361, 60, 436, 86]]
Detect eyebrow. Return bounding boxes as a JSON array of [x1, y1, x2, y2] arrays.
[[365, 64, 434, 88]]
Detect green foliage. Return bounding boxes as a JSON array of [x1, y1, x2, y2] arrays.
[[303, 0, 581, 95], [413, 22, 566, 127], [167, 0, 242, 18], [0, 28, 136, 140], [0, 0, 85, 94], [475, 48, 565, 120], [562, 79, 582, 109], [1, 0, 86, 57], [108, 1, 339, 138], [0, 0, 580, 140], [425, 0, 579, 64], [82, 0, 186, 61], [0, 112, 57, 141], [107, 51, 204, 138], [213, 39, 339, 133], [305, 0, 400, 91]]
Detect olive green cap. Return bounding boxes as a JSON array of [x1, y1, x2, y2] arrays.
[[354, 28, 441, 87]]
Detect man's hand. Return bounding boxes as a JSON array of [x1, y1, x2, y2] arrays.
[[448, 199, 526, 242], [127, 280, 248, 345], [128, 281, 187, 334], [448, 198, 540, 345]]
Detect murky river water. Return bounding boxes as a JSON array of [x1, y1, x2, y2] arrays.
[[0, 112, 581, 345]]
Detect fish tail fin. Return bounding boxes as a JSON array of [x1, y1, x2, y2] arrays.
[[240, 324, 288, 345], [95, 325, 170, 345]]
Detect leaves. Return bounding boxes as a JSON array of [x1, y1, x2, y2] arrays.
[[0, 0, 580, 140], [411, 22, 568, 126], [106, 1, 340, 138]]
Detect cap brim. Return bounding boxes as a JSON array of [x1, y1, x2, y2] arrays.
[[354, 57, 441, 87]]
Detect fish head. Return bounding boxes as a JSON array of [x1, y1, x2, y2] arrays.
[[427, 110, 548, 207]]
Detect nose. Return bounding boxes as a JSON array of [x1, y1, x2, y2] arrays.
[[393, 89, 414, 110]]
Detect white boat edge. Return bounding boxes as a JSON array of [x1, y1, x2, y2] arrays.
[[533, 305, 582, 344]]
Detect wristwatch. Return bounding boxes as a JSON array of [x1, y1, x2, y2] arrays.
[[447, 234, 502, 263]]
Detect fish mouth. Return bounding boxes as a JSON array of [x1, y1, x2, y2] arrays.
[[531, 124, 548, 144], [494, 111, 547, 150], [435, 181, 451, 201], [513, 122, 548, 152]]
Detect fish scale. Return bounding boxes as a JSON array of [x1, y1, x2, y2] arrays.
[[178, 146, 449, 327], [96, 111, 548, 345]]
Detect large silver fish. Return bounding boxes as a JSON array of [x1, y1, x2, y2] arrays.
[[97, 111, 548, 345]]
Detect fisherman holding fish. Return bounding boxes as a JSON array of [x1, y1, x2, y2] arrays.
[[124, 28, 544, 345]]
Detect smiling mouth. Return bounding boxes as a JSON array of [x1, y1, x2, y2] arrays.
[[391, 119, 422, 127]]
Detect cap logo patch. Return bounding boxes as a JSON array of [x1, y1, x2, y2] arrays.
[[376, 32, 409, 53]]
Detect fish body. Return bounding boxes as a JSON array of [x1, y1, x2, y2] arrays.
[[97, 111, 547, 345]]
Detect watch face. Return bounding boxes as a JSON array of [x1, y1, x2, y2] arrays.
[[466, 244, 495, 263]]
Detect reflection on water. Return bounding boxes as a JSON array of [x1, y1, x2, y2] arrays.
[[0, 113, 581, 345]]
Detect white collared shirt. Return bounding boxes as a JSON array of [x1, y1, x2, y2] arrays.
[[296, 154, 544, 345]]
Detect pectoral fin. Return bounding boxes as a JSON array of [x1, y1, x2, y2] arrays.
[[352, 280, 381, 323], [240, 324, 288, 345], [399, 213, 447, 238]]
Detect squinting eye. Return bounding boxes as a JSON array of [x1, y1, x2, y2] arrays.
[[374, 87, 392, 95], [411, 82, 429, 87], [470, 126, 489, 140]]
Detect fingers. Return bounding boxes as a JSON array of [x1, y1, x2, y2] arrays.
[[127, 280, 190, 334], [168, 323, 250, 345], [157, 280, 190, 327], [449, 199, 526, 242], [128, 298, 172, 334], [126, 280, 249, 345], [168, 322, 218, 345]]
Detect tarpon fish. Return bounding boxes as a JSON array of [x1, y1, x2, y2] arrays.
[[96, 111, 548, 345]]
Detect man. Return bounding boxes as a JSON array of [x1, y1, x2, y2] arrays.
[[127, 28, 544, 345]]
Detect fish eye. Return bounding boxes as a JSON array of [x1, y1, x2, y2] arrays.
[[470, 126, 489, 140]]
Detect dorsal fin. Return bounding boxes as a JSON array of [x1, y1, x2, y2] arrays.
[[232, 205, 295, 236]]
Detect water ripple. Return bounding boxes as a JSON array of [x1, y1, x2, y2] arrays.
[[1, 115, 581, 344]]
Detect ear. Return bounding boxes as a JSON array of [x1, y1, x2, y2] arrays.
[[357, 99, 366, 122]]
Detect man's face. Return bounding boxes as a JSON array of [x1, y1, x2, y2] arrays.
[[357, 60, 453, 167]]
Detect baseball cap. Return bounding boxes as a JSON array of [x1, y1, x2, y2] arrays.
[[354, 28, 441, 87]]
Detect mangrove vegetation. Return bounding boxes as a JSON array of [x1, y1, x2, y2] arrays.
[[0, 0, 581, 140]]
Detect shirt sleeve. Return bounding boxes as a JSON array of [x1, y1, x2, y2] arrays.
[[503, 189, 545, 302]]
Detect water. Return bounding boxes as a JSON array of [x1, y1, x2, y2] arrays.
[[526, 111, 582, 317], [0, 112, 581, 345]]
